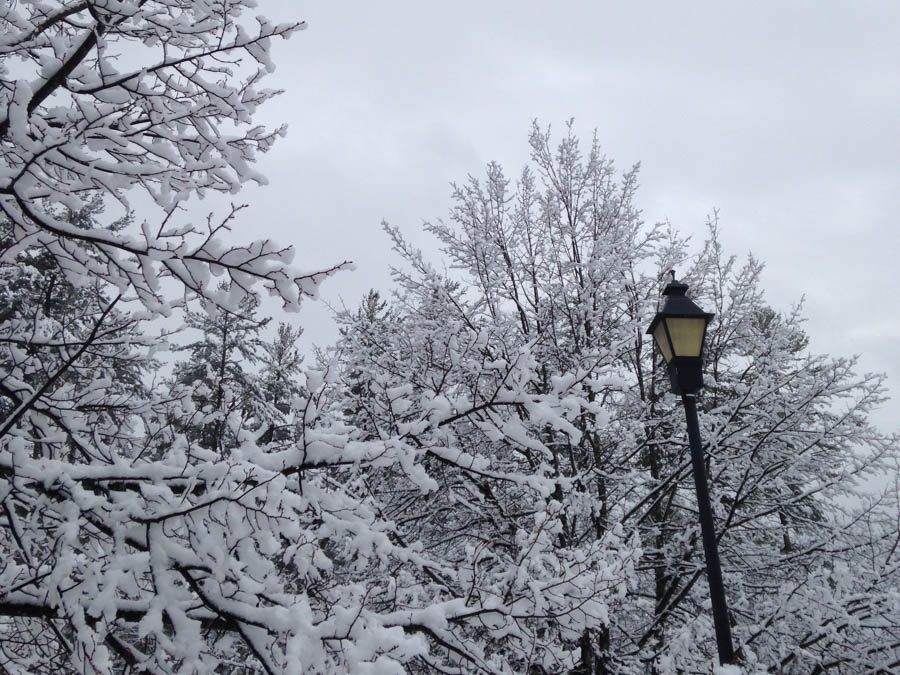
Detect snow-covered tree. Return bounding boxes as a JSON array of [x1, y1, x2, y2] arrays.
[[0, 2, 364, 672], [326, 121, 657, 673], [331, 272, 641, 673], [353, 122, 900, 673], [0, 198, 157, 669]]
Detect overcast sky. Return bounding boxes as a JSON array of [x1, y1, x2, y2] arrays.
[[220, 1, 900, 430]]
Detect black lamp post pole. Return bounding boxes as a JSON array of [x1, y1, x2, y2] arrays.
[[648, 273, 737, 664], [682, 392, 735, 665]]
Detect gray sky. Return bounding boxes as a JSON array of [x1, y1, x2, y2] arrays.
[[220, 1, 900, 430]]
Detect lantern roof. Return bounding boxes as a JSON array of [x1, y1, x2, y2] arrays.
[[646, 272, 715, 335]]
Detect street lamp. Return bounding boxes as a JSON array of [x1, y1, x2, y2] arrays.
[[647, 272, 735, 665]]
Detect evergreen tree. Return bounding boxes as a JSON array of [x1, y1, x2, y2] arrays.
[[261, 323, 305, 417], [171, 288, 270, 453]]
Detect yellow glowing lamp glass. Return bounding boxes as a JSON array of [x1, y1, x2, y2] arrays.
[[655, 316, 707, 362], [653, 322, 673, 362]]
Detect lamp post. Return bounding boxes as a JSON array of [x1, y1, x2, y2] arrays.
[[647, 272, 735, 665]]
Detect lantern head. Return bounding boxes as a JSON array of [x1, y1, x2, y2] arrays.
[[647, 273, 715, 394]]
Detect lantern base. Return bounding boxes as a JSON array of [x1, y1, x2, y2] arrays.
[[666, 357, 705, 394]]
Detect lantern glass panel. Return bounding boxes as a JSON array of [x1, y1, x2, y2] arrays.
[[665, 317, 706, 357], [653, 322, 673, 363]]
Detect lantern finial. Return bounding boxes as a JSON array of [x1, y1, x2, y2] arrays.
[[662, 273, 689, 297]]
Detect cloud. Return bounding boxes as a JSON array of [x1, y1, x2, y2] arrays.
[[236, 0, 900, 430]]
